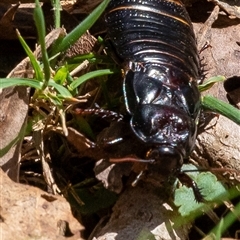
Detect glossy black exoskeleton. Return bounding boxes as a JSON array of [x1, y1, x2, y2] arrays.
[[104, 0, 202, 199], [105, 1, 201, 164], [73, 0, 203, 200]]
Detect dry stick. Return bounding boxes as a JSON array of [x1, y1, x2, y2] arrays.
[[209, 0, 240, 19], [33, 129, 61, 195], [197, 5, 220, 49]]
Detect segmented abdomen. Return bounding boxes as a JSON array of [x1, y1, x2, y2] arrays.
[[105, 0, 200, 80]]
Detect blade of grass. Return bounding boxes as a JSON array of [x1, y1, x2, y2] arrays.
[[0, 78, 42, 89], [209, 201, 240, 238], [67, 53, 113, 65], [16, 29, 43, 81], [48, 79, 73, 98], [34, 0, 51, 89], [51, 0, 110, 56], [0, 126, 26, 158], [201, 95, 240, 125], [69, 69, 118, 90]]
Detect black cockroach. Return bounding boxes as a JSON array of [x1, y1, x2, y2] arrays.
[[104, 0, 203, 200], [74, 0, 203, 200]]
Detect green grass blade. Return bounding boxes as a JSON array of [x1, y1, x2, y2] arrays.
[[51, 0, 110, 56], [69, 69, 118, 90], [34, 0, 51, 88], [0, 125, 26, 158], [209, 201, 240, 238], [201, 95, 240, 125], [16, 30, 43, 81], [0, 78, 42, 89], [48, 79, 73, 98], [67, 53, 112, 65]]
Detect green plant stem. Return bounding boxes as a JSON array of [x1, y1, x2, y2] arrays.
[[51, 0, 61, 28]]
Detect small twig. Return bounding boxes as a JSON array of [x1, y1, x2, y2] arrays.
[[70, 60, 90, 76], [197, 5, 220, 49], [33, 129, 61, 195]]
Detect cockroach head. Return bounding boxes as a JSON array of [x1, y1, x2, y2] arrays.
[[146, 146, 183, 177]]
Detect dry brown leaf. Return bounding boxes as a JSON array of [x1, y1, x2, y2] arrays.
[[0, 87, 29, 181], [0, 3, 20, 39], [0, 169, 84, 239]]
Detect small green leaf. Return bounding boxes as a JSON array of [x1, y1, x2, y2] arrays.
[[0, 78, 42, 89], [174, 185, 204, 217], [174, 165, 227, 217], [196, 172, 226, 202], [198, 75, 226, 92], [201, 95, 240, 125], [69, 69, 118, 90], [53, 66, 68, 85]]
